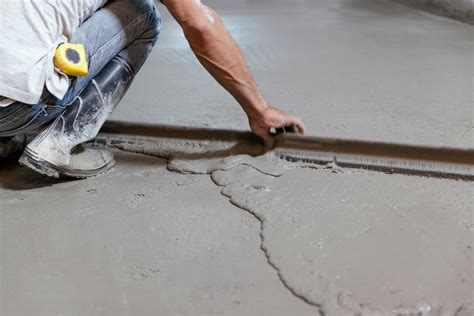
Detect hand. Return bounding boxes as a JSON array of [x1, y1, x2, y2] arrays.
[[248, 106, 306, 141]]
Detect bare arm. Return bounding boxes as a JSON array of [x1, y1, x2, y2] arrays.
[[161, 0, 305, 140]]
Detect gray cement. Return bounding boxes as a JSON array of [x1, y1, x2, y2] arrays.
[[1, 0, 473, 315], [0, 152, 316, 316], [392, 0, 474, 25], [212, 165, 473, 315], [107, 131, 473, 315], [114, 0, 473, 148], [1, 138, 472, 315]]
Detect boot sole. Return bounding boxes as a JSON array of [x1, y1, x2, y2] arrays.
[[19, 147, 115, 179]]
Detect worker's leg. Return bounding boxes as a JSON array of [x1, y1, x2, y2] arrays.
[[19, 0, 161, 177], [1, 0, 161, 135], [0, 104, 25, 159], [0, 91, 57, 159], [61, 0, 162, 105], [1, 0, 161, 164]]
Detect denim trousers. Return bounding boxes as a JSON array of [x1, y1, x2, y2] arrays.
[[0, 0, 161, 138]]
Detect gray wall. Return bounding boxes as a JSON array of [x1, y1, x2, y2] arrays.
[[393, 0, 473, 24]]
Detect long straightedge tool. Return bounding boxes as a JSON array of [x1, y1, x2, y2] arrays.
[[96, 120, 474, 180]]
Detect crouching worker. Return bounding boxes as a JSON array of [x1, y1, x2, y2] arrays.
[[0, 0, 305, 179]]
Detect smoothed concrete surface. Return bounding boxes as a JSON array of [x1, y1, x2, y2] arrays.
[[392, 0, 474, 25], [111, 131, 472, 315], [0, 151, 316, 316], [114, 0, 473, 148], [2, 1, 473, 315], [3, 144, 471, 315]]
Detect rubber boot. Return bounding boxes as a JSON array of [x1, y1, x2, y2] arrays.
[[19, 56, 134, 178]]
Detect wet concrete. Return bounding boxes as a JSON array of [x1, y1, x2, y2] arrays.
[[212, 165, 473, 315], [393, 0, 474, 25], [0, 152, 316, 316], [2, 144, 472, 315], [1, 0, 473, 315], [114, 0, 473, 148], [104, 132, 473, 315]]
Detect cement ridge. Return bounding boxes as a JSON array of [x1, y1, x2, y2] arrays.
[[101, 130, 472, 315], [210, 171, 325, 315], [99, 121, 474, 180]]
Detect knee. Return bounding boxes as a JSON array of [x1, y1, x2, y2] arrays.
[[148, 5, 162, 40], [127, 0, 162, 39]]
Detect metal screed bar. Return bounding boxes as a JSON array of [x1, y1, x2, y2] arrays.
[[99, 121, 474, 180]]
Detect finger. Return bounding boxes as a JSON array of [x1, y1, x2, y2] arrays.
[[262, 130, 277, 150], [294, 117, 306, 134], [295, 121, 306, 134], [261, 132, 271, 141], [286, 117, 306, 134], [275, 118, 287, 128], [257, 128, 272, 142]]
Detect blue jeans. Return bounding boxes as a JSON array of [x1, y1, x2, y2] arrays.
[[0, 0, 161, 137]]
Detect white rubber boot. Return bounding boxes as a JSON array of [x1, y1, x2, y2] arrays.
[[19, 56, 134, 178]]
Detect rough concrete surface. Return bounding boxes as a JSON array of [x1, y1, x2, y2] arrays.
[[211, 165, 473, 315], [108, 133, 473, 315], [2, 142, 471, 315], [0, 152, 316, 316], [1, 0, 473, 315]]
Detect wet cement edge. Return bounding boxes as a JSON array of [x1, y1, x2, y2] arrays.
[[93, 130, 470, 314], [211, 172, 325, 315]]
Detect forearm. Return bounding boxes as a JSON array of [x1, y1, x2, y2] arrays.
[[178, 6, 268, 118], [162, 0, 305, 140]]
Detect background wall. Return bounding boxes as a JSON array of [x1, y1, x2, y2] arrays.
[[392, 0, 474, 24]]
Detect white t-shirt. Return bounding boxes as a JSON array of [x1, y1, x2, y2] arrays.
[[0, 0, 107, 107], [0, 97, 14, 107]]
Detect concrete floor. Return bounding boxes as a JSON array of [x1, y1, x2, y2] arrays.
[[0, 152, 315, 316], [114, 0, 473, 148], [1, 0, 473, 315]]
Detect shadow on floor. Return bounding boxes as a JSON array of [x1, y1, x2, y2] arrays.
[[0, 157, 72, 191], [0, 149, 168, 191]]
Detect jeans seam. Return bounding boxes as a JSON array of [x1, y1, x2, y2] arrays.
[[66, 10, 157, 103], [89, 10, 157, 66], [0, 105, 28, 124], [0, 8, 160, 136], [0, 110, 44, 137]]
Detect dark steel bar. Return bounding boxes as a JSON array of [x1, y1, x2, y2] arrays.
[[101, 120, 260, 142], [100, 120, 474, 179], [274, 134, 474, 165]]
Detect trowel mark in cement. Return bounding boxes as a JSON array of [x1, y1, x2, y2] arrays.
[[111, 138, 473, 316]]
